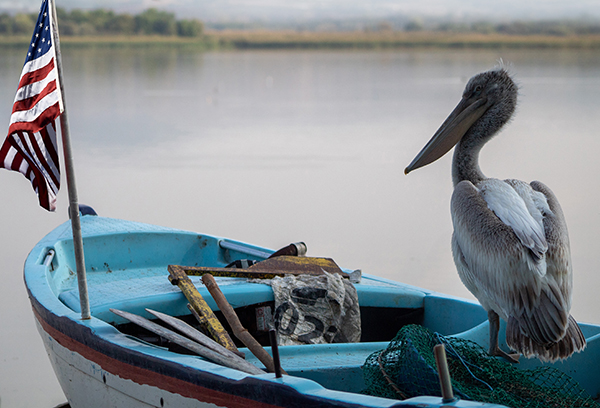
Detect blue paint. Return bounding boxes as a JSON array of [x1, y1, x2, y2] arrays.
[[25, 215, 600, 407]]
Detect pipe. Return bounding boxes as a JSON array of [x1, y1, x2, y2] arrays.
[[434, 344, 456, 403]]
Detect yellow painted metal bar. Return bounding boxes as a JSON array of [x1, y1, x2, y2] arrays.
[[168, 265, 238, 353], [179, 267, 289, 280], [170, 256, 350, 280]]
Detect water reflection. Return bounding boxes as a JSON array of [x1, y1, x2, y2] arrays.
[[65, 47, 600, 321], [1, 47, 600, 406]]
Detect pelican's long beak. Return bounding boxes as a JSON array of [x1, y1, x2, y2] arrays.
[[405, 95, 491, 175]]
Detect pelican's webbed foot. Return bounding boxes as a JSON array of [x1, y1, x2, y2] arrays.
[[489, 346, 520, 363]]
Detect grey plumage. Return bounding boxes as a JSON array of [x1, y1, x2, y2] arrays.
[[406, 67, 586, 362]]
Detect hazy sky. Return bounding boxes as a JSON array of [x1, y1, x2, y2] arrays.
[[2, 0, 600, 22]]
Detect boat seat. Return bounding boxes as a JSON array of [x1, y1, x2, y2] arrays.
[[244, 341, 387, 393], [58, 274, 276, 324]]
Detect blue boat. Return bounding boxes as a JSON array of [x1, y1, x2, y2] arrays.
[[25, 212, 600, 408]]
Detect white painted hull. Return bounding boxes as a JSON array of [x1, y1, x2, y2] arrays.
[[35, 318, 221, 408]]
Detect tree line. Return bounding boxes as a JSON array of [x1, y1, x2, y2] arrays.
[[1, 7, 599, 38], [393, 18, 600, 36], [0, 8, 204, 37]]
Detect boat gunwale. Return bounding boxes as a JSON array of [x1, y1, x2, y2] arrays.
[[29, 215, 589, 408], [25, 216, 439, 407]]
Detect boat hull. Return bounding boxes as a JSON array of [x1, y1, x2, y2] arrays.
[[27, 215, 597, 408], [33, 300, 237, 408], [30, 292, 354, 408], [36, 317, 201, 408]]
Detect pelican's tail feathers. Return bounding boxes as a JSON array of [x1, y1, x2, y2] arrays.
[[506, 315, 586, 362]]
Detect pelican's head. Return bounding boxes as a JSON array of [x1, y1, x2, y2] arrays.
[[405, 68, 518, 175]]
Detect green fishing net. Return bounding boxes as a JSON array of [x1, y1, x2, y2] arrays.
[[362, 325, 598, 408]]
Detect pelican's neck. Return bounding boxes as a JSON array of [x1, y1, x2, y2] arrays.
[[449, 68, 517, 187], [452, 137, 486, 187]]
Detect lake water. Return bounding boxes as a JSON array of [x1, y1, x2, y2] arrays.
[[1, 46, 600, 407]]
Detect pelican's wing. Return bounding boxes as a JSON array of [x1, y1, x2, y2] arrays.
[[480, 178, 548, 272], [451, 179, 569, 344], [529, 180, 573, 297]]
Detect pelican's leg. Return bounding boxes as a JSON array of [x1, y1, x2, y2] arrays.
[[488, 310, 520, 363]]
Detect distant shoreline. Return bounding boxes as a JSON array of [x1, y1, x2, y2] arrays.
[[3, 31, 600, 49], [211, 30, 600, 49]]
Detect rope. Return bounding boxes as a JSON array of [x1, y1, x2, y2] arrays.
[[435, 333, 494, 392], [377, 351, 408, 399]]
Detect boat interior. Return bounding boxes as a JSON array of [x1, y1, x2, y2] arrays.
[[41, 217, 600, 398]]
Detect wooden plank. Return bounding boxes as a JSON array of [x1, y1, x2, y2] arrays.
[[110, 308, 264, 375], [146, 308, 246, 359], [168, 265, 238, 353]]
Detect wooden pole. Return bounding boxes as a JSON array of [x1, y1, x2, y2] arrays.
[[202, 274, 286, 374], [49, 0, 90, 320]]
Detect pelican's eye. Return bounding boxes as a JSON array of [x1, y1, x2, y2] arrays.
[[473, 85, 482, 95]]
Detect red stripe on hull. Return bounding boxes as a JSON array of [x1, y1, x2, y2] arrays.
[[32, 308, 280, 408]]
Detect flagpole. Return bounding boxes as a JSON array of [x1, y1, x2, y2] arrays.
[[49, 0, 90, 320]]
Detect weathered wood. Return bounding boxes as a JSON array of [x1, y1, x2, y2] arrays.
[[169, 256, 349, 280], [168, 265, 238, 353], [187, 303, 205, 327], [110, 308, 264, 375], [146, 308, 246, 359], [202, 274, 287, 375]]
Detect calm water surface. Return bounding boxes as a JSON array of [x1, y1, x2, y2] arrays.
[[1, 47, 600, 406]]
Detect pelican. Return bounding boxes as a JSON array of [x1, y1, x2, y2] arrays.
[[405, 66, 586, 362]]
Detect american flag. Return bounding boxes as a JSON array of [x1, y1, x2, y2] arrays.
[[0, 0, 62, 211]]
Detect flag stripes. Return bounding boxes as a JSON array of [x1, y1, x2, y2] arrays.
[[1, 123, 60, 211], [1, 0, 62, 211]]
